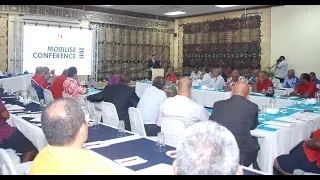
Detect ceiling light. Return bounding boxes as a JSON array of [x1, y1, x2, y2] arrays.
[[164, 11, 186, 16], [216, 5, 239, 8], [104, 5, 112, 6]]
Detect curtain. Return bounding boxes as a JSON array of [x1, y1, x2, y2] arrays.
[[97, 23, 171, 80], [0, 14, 8, 72], [182, 15, 262, 77]]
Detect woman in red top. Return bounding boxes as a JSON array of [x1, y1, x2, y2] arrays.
[[274, 129, 320, 175], [166, 68, 177, 84]]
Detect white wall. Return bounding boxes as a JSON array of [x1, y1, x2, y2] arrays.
[[271, 5, 320, 77]]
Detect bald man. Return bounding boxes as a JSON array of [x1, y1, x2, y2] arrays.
[[30, 98, 120, 174], [157, 77, 209, 128], [224, 70, 246, 90], [210, 82, 260, 169]]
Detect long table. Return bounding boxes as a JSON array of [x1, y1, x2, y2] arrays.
[[0, 74, 33, 93], [136, 82, 297, 109]]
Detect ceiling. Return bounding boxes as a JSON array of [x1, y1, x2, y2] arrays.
[[93, 5, 267, 18]]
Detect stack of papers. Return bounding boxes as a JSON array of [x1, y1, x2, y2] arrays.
[[290, 112, 320, 121], [262, 120, 294, 127], [114, 156, 148, 167], [6, 105, 25, 111]]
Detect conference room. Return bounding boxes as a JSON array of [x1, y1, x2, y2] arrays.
[[0, 5, 319, 175]]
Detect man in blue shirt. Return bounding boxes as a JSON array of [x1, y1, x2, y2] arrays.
[[310, 72, 320, 90], [283, 69, 300, 88], [248, 69, 260, 85]]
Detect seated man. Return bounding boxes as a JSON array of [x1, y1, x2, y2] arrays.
[[29, 98, 120, 175], [31, 66, 49, 100], [63, 67, 88, 100], [189, 67, 201, 81], [50, 69, 68, 99], [248, 69, 259, 85], [252, 71, 274, 93], [208, 68, 225, 89], [173, 121, 243, 175], [137, 76, 167, 136], [309, 72, 320, 90], [0, 98, 37, 162], [274, 129, 320, 175], [87, 73, 139, 131], [283, 69, 300, 88], [211, 82, 260, 168], [223, 70, 246, 91], [166, 68, 177, 84], [108, 70, 120, 86], [289, 73, 317, 98], [157, 77, 209, 128], [199, 67, 212, 86]]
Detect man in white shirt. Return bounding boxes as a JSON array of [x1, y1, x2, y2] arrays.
[[200, 67, 211, 86], [137, 76, 167, 136], [189, 67, 201, 81], [157, 77, 209, 128], [208, 68, 225, 89], [274, 56, 288, 83]]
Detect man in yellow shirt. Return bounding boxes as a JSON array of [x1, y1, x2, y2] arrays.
[[29, 98, 120, 175]]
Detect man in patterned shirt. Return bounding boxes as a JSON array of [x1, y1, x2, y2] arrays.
[[223, 70, 246, 91], [0, 98, 37, 162], [63, 67, 88, 99]]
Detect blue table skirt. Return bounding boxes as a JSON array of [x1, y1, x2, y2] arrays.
[[86, 125, 134, 143], [92, 138, 175, 171]]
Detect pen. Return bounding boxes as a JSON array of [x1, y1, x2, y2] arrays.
[[121, 158, 137, 163]]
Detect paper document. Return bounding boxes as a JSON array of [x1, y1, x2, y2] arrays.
[[262, 120, 294, 127], [7, 105, 25, 111], [114, 156, 148, 167], [33, 123, 41, 127], [275, 116, 301, 123], [29, 117, 41, 122], [136, 163, 174, 175], [290, 112, 320, 121], [83, 141, 110, 149]]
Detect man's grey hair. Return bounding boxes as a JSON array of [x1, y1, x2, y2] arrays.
[[288, 69, 295, 74], [35, 66, 45, 74], [214, 68, 221, 74], [175, 121, 240, 175]]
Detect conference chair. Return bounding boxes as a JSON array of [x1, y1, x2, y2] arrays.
[[27, 86, 40, 103], [100, 102, 119, 128], [43, 89, 54, 105], [161, 118, 186, 147], [0, 148, 32, 175], [128, 107, 157, 141]]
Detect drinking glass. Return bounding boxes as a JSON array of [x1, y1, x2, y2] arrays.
[[15, 93, 20, 100], [156, 132, 166, 152], [292, 101, 298, 109], [7, 89, 11, 97], [81, 106, 90, 122], [39, 99, 45, 110], [117, 120, 126, 137], [92, 115, 100, 129], [315, 92, 320, 102], [261, 105, 267, 121], [301, 98, 307, 105]]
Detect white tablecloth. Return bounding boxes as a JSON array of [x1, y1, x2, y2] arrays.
[[135, 82, 296, 109], [0, 74, 33, 93]]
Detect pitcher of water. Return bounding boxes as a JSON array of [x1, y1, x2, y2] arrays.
[[268, 98, 277, 109]]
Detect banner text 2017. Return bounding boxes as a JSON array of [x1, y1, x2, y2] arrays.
[[32, 46, 85, 59]]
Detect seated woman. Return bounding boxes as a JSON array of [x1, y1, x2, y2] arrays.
[[166, 68, 177, 84], [274, 129, 320, 175], [63, 67, 88, 100], [0, 99, 37, 162]]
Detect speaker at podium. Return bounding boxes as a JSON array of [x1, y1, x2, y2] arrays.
[[151, 68, 164, 81]]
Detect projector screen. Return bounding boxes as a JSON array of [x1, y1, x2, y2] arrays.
[[23, 25, 93, 75]]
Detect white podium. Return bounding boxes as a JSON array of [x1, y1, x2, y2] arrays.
[[151, 68, 164, 81]]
